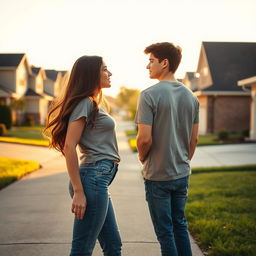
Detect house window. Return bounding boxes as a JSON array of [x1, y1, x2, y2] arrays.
[[19, 79, 25, 86]]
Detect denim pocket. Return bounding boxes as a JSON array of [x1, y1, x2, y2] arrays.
[[97, 160, 114, 175], [152, 182, 169, 199]]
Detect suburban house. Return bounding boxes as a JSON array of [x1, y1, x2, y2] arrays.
[[44, 69, 63, 97], [0, 54, 31, 105], [0, 53, 67, 125], [182, 72, 198, 91], [238, 76, 256, 141], [184, 42, 256, 135], [24, 66, 54, 125]]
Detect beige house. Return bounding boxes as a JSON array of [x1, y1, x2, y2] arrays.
[[182, 72, 198, 92], [184, 42, 256, 135], [238, 76, 256, 140], [0, 53, 67, 125], [0, 53, 32, 123], [44, 69, 63, 97], [24, 67, 54, 124], [0, 54, 31, 105]]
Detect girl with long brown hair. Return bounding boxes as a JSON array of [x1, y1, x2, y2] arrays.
[[44, 55, 122, 256]]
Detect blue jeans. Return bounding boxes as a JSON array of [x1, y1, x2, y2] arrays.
[[69, 159, 122, 256], [144, 176, 192, 256]]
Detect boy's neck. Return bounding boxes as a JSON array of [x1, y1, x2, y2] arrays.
[[158, 71, 177, 83]]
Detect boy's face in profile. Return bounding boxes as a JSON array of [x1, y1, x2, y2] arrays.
[[146, 53, 165, 80]]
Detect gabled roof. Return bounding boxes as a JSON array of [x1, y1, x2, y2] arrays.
[[43, 89, 55, 97], [24, 88, 43, 98], [58, 70, 68, 76], [186, 72, 196, 80], [202, 42, 256, 92], [0, 84, 15, 93], [31, 66, 40, 75], [45, 69, 60, 81], [31, 66, 46, 80], [0, 53, 25, 67]]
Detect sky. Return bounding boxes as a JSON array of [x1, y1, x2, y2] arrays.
[[0, 0, 256, 96]]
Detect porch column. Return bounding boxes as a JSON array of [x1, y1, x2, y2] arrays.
[[250, 87, 256, 140]]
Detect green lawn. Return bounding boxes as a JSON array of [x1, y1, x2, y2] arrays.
[[5, 126, 46, 140], [0, 157, 40, 189], [187, 166, 256, 256], [126, 130, 248, 152], [0, 126, 48, 146]]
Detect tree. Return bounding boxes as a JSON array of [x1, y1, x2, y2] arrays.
[[116, 86, 140, 120]]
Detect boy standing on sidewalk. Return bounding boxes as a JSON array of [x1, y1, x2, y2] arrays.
[[135, 42, 199, 256]]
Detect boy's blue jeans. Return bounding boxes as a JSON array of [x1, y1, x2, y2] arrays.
[[144, 176, 192, 256], [69, 159, 122, 256]]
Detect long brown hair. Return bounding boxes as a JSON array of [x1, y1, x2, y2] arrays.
[[43, 55, 103, 154]]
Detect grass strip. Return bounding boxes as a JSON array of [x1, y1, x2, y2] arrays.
[[0, 157, 40, 189], [0, 137, 48, 147], [187, 170, 256, 256], [125, 130, 248, 152], [192, 164, 256, 174]]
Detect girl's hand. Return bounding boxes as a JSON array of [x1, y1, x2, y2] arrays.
[[71, 191, 87, 220]]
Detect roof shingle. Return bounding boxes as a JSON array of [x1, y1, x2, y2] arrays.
[[202, 42, 256, 92], [0, 53, 25, 67]]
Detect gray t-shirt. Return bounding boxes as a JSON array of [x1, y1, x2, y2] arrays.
[[69, 98, 120, 164], [135, 81, 199, 181]]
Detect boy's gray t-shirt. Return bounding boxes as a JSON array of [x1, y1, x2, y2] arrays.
[[135, 81, 199, 181], [69, 98, 120, 164]]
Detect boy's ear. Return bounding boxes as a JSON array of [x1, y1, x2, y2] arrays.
[[162, 59, 169, 69]]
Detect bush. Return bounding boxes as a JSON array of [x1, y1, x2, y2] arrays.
[[23, 116, 34, 126], [218, 130, 229, 140], [0, 123, 7, 136], [242, 129, 249, 138], [0, 105, 12, 129]]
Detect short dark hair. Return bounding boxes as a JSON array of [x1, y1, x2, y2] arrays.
[[144, 42, 182, 73]]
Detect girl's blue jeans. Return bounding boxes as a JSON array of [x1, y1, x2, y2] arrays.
[[69, 159, 122, 256]]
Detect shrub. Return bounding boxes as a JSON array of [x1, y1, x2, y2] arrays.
[[242, 129, 249, 138], [0, 105, 12, 129], [0, 123, 7, 136], [218, 130, 229, 140], [23, 116, 34, 126]]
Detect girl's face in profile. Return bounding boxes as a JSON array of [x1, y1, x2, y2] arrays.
[[100, 61, 112, 89]]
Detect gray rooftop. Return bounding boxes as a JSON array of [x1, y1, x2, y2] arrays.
[[45, 70, 59, 81], [202, 42, 256, 92], [0, 53, 25, 67]]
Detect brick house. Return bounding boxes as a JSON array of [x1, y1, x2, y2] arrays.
[[189, 42, 256, 134], [238, 76, 256, 140]]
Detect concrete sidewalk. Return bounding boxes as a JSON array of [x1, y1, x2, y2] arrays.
[[1, 121, 256, 255]]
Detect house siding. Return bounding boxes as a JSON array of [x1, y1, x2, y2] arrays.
[[196, 46, 213, 90], [251, 86, 256, 140], [0, 70, 15, 91], [16, 61, 29, 97], [39, 98, 49, 124], [198, 96, 208, 134], [36, 75, 44, 94], [25, 99, 40, 113], [44, 80, 54, 96]]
